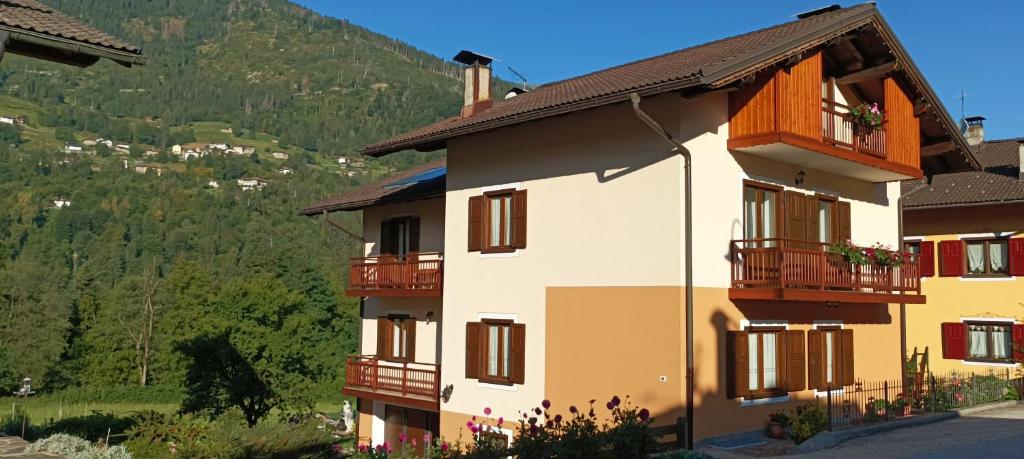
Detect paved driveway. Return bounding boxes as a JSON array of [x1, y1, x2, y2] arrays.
[[801, 403, 1024, 458]]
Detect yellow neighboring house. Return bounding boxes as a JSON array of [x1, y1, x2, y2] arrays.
[[303, 4, 982, 451], [903, 128, 1024, 373]]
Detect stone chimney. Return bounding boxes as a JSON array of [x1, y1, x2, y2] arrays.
[[962, 116, 986, 146], [453, 50, 494, 118]]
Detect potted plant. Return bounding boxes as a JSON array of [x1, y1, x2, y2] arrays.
[[893, 395, 912, 416], [828, 239, 869, 265], [767, 411, 789, 439], [847, 102, 885, 133]]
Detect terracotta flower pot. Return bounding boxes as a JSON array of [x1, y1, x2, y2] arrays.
[[768, 421, 786, 439]]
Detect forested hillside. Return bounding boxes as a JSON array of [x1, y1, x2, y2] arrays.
[[0, 0, 471, 409]]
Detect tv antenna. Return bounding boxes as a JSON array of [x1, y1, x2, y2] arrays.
[[507, 66, 530, 90], [959, 89, 966, 121]]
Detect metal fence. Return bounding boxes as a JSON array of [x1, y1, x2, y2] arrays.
[[819, 369, 1022, 431]]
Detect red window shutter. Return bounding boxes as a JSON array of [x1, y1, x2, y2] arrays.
[[510, 324, 526, 384], [1012, 324, 1024, 362], [726, 331, 749, 398], [938, 240, 964, 277], [465, 322, 482, 379], [919, 241, 935, 277], [511, 190, 527, 249], [941, 322, 967, 360], [467, 196, 485, 252], [1009, 239, 1024, 276]]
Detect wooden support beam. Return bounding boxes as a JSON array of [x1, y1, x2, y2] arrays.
[[921, 141, 956, 157], [322, 210, 364, 242], [835, 61, 898, 85]]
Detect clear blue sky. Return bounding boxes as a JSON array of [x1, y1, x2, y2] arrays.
[[294, 0, 1022, 140]]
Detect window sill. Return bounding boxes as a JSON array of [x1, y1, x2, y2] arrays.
[[740, 394, 790, 407], [815, 388, 845, 397], [480, 249, 520, 259], [477, 380, 518, 392], [959, 276, 1016, 282], [961, 360, 1020, 368]]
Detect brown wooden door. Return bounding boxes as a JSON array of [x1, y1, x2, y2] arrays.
[[384, 405, 439, 455]]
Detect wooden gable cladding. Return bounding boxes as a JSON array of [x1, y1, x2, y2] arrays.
[[729, 51, 822, 141], [884, 76, 920, 170]]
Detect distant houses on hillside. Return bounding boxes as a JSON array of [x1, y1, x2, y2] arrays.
[[0, 115, 24, 126], [53, 197, 71, 209], [238, 177, 267, 191], [272, 151, 289, 160]]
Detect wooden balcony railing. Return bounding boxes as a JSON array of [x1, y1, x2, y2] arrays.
[[729, 238, 924, 304], [347, 251, 443, 297], [821, 99, 886, 159], [342, 355, 440, 411]]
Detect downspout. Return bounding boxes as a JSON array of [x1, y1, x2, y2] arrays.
[[897, 180, 929, 385], [629, 93, 694, 449]]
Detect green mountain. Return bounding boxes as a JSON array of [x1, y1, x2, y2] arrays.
[[6, 0, 476, 166], [0, 0, 480, 401]]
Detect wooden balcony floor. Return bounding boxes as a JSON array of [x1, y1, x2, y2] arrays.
[[342, 385, 439, 412], [729, 287, 926, 304]]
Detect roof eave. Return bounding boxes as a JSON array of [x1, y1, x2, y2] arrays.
[[299, 191, 445, 216], [1, 26, 145, 67], [904, 199, 1024, 211]]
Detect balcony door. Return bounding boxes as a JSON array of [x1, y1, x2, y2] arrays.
[[384, 405, 439, 455], [743, 183, 781, 249], [381, 217, 420, 258]]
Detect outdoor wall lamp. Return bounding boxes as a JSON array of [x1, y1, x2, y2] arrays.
[[795, 169, 806, 185]]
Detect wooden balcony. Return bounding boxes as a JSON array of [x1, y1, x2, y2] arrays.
[[727, 50, 922, 183], [729, 238, 924, 304], [347, 252, 443, 297], [342, 355, 440, 412]]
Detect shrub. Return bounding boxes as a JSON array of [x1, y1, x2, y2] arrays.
[[27, 433, 133, 459], [786, 403, 826, 445]]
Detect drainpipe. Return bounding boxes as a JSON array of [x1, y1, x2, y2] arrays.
[[629, 93, 694, 449], [897, 180, 929, 385]]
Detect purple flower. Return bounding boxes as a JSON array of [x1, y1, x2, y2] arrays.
[[483, 407, 492, 416], [497, 416, 504, 426], [611, 396, 621, 407], [523, 412, 529, 419], [569, 405, 578, 414], [554, 414, 563, 423], [639, 408, 650, 421], [534, 407, 543, 415], [546, 420, 553, 428], [470, 425, 479, 434], [606, 401, 614, 410], [528, 416, 537, 425], [542, 399, 551, 409], [529, 424, 538, 435]]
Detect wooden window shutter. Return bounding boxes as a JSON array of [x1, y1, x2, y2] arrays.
[[941, 322, 967, 360], [837, 201, 851, 242], [465, 322, 482, 378], [510, 324, 526, 384], [380, 220, 394, 255], [1008, 238, 1024, 276], [807, 198, 820, 244], [405, 319, 416, 362], [839, 329, 854, 386], [726, 331, 749, 398], [785, 191, 808, 242], [919, 241, 935, 277], [511, 190, 528, 249], [785, 329, 806, 392], [376, 317, 391, 358], [1012, 324, 1024, 362], [938, 240, 965, 277], [468, 196, 485, 252], [806, 330, 824, 391], [408, 218, 421, 253]]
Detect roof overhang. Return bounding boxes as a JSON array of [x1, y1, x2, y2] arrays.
[[360, 6, 978, 174], [0, 27, 145, 67]]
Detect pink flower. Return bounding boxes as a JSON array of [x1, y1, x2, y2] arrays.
[[483, 407, 492, 416], [534, 407, 542, 415], [497, 416, 504, 426], [542, 399, 551, 409], [358, 444, 368, 452], [441, 442, 450, 452], [639, 408, 650, 421], [606, 401, 614, 410], [470, 425, 479, 434], [611, 395, 621, 407], [472, 415, 477, 421], [412, 439, 418, 447], [399, 432, 407, 444], [423, 432, 431, 443]]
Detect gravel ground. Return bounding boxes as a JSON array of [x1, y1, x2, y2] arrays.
[[798, 403, 1024, 458]]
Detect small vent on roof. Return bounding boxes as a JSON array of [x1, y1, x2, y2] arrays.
[[796, 4, 841, 19]]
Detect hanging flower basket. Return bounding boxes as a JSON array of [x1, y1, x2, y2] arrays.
[[846, 102, 886, 133]]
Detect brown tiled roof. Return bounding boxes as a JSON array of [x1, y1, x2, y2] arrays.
[[300, 159, 446, 215], [361, 3, 976, 174], [0, 0, 144, 65], [903, 138, 1024, 208]]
